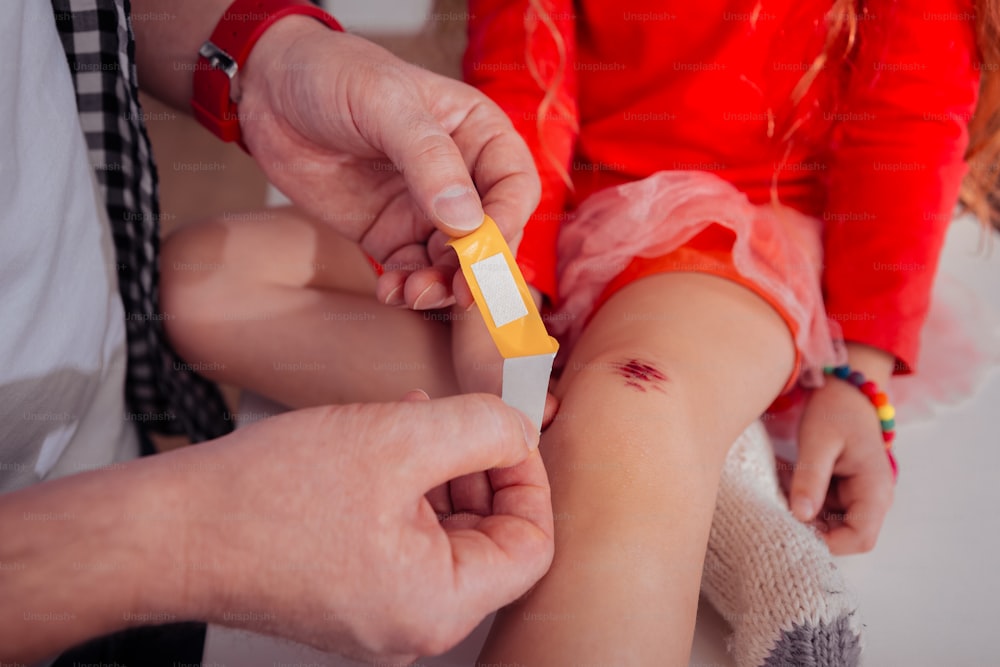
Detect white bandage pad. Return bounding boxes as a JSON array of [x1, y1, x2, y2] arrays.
[[470, 253, 530, 328]]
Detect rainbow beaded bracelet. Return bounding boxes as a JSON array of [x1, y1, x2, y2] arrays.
[[823, 365, 898, 481]]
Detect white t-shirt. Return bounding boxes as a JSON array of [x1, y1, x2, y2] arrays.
[[0, 1, 140, 492]]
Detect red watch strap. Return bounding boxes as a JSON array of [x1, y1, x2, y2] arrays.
[[191, 0, 343, 147]]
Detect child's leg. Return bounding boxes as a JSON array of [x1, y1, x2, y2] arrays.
[[478, 273, 795, 665], [160, 207, 458, 407]]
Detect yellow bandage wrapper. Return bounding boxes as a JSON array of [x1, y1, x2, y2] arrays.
[[448, 216, 559, 431]]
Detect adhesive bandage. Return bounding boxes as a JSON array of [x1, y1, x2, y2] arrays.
[[448, 216, 559, 431]]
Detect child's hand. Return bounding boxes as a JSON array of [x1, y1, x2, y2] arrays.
[[788, 345, 896, 555]]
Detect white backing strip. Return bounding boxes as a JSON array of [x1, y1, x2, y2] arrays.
[[502, 352, 557, 433]]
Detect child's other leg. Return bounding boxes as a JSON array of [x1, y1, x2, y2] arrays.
[[478, 273, 795, 666], [160, 207, 457, 408]]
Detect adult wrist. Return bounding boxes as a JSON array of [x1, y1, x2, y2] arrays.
[[153, 434, 294, 632], [143, 443, 236, 626], [191, 0, 344, 148], [240, 15, 330, 114], [0, 458, 193, 661], [84, 452, 214, 628]]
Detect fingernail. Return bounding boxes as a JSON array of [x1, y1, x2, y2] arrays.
[[412, 284, 444, 310], [403, 389, 430, 402], [519, 412, 540, 451], [383, 285, 402, 306], [791, 496, 815, 521], [433, 186, 484, 232]]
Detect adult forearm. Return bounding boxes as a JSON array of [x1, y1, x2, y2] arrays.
[[0, 455, 193, 662], [131, 0, 231, 110]]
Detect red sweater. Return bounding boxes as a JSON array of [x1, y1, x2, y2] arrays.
[[464, 0, 979, 371]]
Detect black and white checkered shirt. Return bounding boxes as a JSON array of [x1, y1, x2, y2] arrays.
[[50, 0, 231, 443]]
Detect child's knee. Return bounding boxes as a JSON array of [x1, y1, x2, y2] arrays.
[[555, 346, 694, 423]]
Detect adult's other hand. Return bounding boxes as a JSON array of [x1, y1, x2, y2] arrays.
[[181, 394, 553, 662], [238, 19, 541, 310]]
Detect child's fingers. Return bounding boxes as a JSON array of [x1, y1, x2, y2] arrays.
[[775, 456, 795, 497], [788, 430, 841, 522], [809, 479, 847, 533], [820, 475, 893, 554], [818, 459, 894, 554]]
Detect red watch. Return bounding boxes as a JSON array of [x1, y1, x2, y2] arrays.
[[191, 0, 343, 148]]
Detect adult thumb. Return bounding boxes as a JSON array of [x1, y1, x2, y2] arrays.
[[379, 113, 485, 235], [406, 394, 539, 490]]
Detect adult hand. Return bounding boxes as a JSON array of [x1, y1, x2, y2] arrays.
[[176, 394, 554, 662], [237, 18, 541, 311], [425, 385, 560, 526], [0, 395, 553, 663], [786, 345, 896, 554]]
